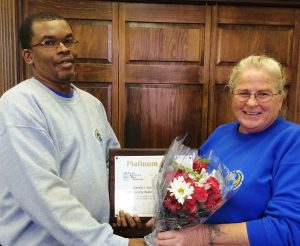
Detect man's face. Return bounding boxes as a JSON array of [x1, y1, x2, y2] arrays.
[[23, 19, 77, 89]]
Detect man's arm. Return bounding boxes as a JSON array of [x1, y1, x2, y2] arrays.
[[129, 238, 146, 246], [0, 124, 128, 246]]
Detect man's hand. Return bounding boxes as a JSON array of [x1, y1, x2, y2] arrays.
[[145, 218, 154, 228], [115, 210, 143, 228]]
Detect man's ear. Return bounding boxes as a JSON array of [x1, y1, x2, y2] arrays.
[[22, 49, 34, 65]]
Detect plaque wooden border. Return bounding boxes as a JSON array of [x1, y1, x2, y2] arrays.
[[109, 148, 166, 237]]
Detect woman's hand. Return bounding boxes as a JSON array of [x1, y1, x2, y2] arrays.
[[156, 225, 209, 246], [156, 223, 250, 246]]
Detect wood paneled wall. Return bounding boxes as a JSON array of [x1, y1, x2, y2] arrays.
[[0, 0, 18, 94], [119, 3, 210, 147], [1, 0, 300, 148], [209, 6, 300, 133]]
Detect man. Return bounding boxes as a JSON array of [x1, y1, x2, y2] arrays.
[[0, 12, 145, 246]]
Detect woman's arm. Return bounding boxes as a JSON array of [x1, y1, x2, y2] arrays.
[[157, 222, 250, 246]]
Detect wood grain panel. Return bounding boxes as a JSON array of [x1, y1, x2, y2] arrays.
[[26, 0, 113, 20], [215, 85, 235, 126], [0, 0, 18, 94], [124, 3, 205, 23], [296, 9, 300, 124], [74, 63, 112, 82], [282, 86, 291, 120], [216, 25, 293, 65], [71, 21, 111, 61], [217, 6, 295, 25], [285, 9, 300, 125], [126, 64, 204, 83], [119, 3, 209, 147], [127, 23, 204, 62], [125, 84, 203, 148], [73, 82, 112, 122]]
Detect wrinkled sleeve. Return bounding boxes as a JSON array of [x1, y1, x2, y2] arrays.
[[0, 98, 127, 246], [247, 139, 300, 246], [97, 101, 120, 168]]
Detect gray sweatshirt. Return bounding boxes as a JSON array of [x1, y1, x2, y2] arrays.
[[0, 78, 128, 246]]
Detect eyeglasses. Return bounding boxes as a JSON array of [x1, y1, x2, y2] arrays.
[[233, 90, 281, 103], [30, 39, 79, 49]]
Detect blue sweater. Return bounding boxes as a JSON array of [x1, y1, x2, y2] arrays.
[[200, 118, 300, 246]]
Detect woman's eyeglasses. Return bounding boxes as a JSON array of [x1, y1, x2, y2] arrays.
[[233, 90, 281, 103]]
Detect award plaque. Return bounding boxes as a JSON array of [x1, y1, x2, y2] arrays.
[[109, 148, 166, 237]]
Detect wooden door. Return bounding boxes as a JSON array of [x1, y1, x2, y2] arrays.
[[20, 0, 119, 132], [209, 5, 300, 134], [118, 3, 211, 148]]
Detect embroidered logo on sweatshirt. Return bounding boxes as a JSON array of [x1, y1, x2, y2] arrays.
[[94, 128, 103, 142], [226, 170, 244, 190]]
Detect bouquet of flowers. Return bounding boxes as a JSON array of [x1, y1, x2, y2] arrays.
[[145, 135, 239, 245]]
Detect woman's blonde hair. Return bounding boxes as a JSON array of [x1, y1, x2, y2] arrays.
[[228, 55, 286, 97]]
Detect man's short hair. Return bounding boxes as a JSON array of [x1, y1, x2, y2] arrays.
[[19, 12, 66, 49]]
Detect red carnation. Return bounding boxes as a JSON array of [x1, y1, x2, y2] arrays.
[[193, 185, 208, 202], [193, 158, 209, 172], [205, 196, 222, 209], [164, 193, 181, 212], [206, 177, 221, 199], [182, 196, 199, 214]]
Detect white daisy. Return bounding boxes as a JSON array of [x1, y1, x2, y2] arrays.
[[168, 176, 194, 204]]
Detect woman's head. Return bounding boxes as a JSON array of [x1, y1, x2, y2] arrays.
[[228, 55, 286, 95], [228, 55, 286, 134]]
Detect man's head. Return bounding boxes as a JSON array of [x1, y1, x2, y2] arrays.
[[19, 12, 78, 91], [19, 12, 66, 50]]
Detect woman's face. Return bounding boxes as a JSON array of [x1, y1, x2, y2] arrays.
[[232, 68, 284, 134]]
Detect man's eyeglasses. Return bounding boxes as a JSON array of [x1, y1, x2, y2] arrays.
[[30, 39, 79, 49], [233, 90, 281, 103]]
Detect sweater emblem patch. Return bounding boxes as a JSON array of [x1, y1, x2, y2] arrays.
[[227, 170, 244, 190], [94, 128, 103, 143]]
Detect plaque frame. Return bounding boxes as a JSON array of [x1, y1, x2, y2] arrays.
[[109, 148, 166, 237]]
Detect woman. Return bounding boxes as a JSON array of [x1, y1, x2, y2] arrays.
[[156, 55, 300, 245]]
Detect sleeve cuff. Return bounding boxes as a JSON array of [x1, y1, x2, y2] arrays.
[[108, 234, 129, 246], [246, 219, 268, 246]]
